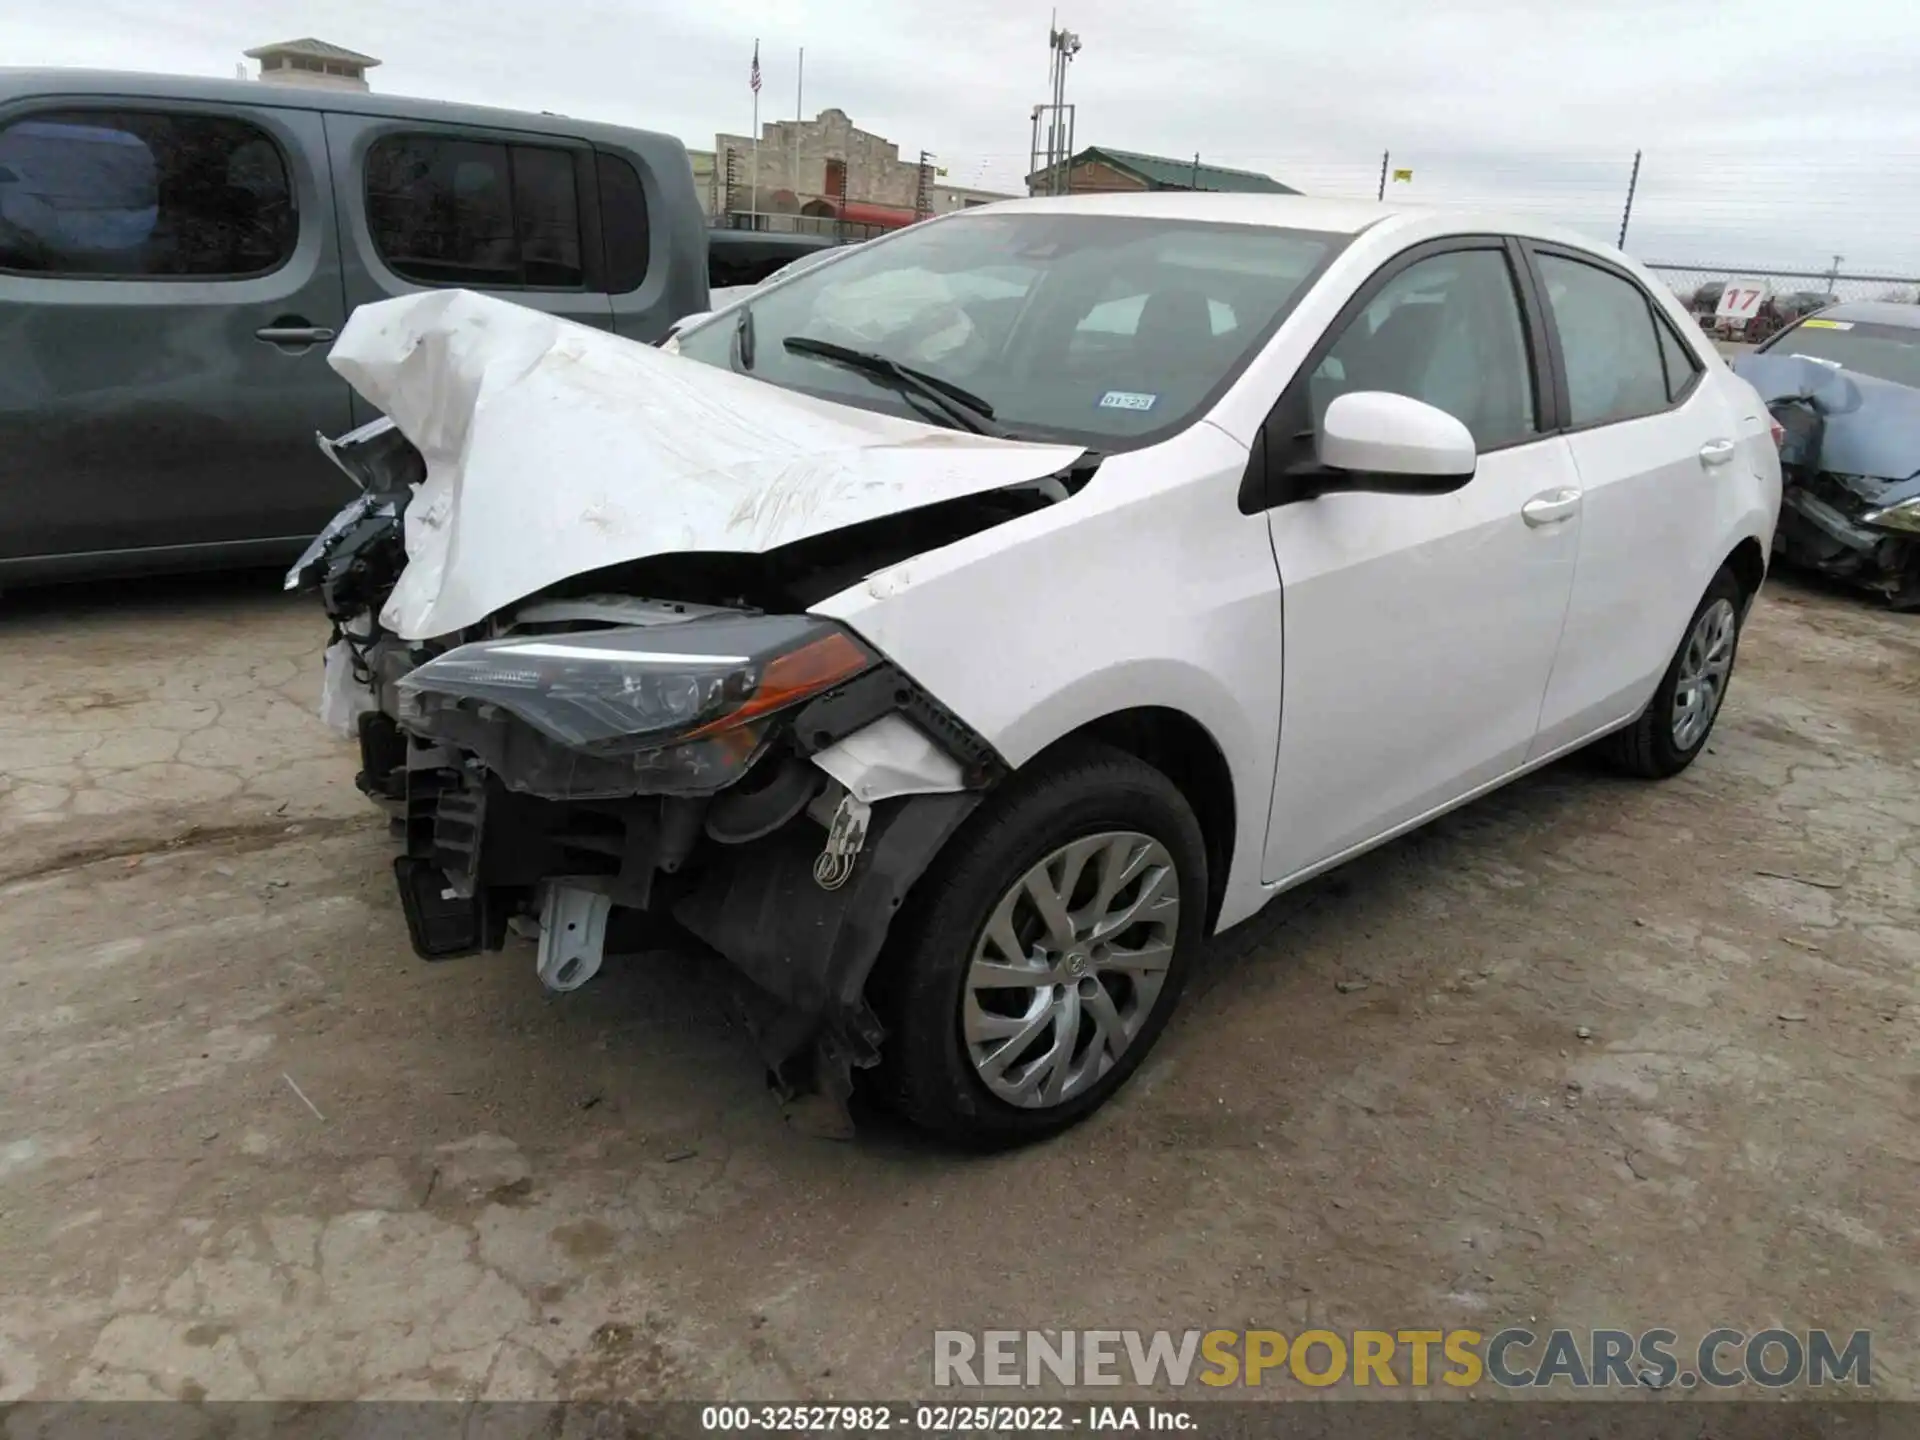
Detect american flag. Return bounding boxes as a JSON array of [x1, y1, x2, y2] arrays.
[[750, 41, 761, 94]]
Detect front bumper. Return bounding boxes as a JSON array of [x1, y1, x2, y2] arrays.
[[353, 668, 992, 1102], [1778, 474, 1920, 602]]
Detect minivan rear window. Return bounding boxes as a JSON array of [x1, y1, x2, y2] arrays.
[[595, 152, 649, 293], [0, 109, 295, 279], [365, 134, 585, 290]]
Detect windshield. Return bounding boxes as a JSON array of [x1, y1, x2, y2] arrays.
[[675, 211, 1342, 446], [1765, 318, 1920, 390], [766, 246, 851, 285]]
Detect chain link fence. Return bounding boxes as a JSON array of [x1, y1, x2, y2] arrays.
[[1640, 264, 1920, 344]]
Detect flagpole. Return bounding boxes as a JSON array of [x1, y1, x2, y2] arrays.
[[750, 37, 760, 230]]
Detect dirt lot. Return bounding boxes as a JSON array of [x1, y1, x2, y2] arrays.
[[1, 569, 1915, 1403]]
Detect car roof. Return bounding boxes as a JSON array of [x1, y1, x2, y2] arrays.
[[0, 67, 680, 150], [989, 191, 1405, 234], [943, 190, 1643, 260], [1812, 299, 1920, 328]]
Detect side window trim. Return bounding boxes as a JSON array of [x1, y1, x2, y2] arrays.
[[0, 103, 299, 282], [563, 145, 606, 294], [1239, 235, 1549, 515], [1507, 239, 1570, 431], [1651, 304, 1703, 405], [1518, 240, 1695, 433]]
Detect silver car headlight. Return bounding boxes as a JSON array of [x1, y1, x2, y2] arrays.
[[1863, 496, 1920, 535]]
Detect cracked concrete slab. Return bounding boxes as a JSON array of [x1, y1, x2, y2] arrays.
[[0, 569, 1915, 1402]]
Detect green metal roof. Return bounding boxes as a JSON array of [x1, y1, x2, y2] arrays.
[[1031, 146, 1297, 195]]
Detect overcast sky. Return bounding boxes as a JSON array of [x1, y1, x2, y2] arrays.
[[8, 0, 1919, 276]]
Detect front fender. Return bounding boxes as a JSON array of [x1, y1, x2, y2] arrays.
[[815, 424, 1285, 934]]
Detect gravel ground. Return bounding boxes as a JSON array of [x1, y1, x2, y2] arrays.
[[0, 567, 1915, 1403]]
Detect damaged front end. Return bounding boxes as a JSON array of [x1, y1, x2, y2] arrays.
[[1734, 352, 1920, 610], [288, 440, 1021, 1115], [286, 290, 1098, 1118], [385, 603, 1005, 1112]]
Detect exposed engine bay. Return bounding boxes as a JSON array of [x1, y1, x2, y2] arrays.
[[287, 290, 1102, 1119]]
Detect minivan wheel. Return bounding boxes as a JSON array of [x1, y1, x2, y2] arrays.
[[875, 744, 1206, 1147], [1600, 566, 1745, 779]]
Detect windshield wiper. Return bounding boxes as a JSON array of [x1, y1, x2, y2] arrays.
[[781, 335, 1004, 436]]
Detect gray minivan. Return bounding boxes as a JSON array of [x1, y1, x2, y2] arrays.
[[0, 69, 708, 583]]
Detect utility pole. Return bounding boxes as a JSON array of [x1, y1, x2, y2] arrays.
[[1190, 152, 1200, 189], [1377, 150, 1389, 202], [1029, 21, 1081, 196], [1828, 254, 1845, 295], [749, 37, 761, 231], [1617, 149, 1642, 249]]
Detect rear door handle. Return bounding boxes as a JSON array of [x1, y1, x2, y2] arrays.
[[255, 325, 336, 346], [1699, 438, 1737, 466], [1521, 487, 1582, 527]]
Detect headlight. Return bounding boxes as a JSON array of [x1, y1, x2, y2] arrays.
[[1863, 496, 1920, 535], [397, 614, 875, 798]]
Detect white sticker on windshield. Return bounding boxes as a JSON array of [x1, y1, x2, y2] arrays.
[[1099, 390, 1158, 412]]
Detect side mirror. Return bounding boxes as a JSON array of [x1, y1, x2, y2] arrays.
[[1311, 391, 1477, 495]]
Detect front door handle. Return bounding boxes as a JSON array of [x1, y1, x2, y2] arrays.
[[1699, 438, 1737, 466], [1521, 487, 1582, 527], [255, 324, 337, 347]]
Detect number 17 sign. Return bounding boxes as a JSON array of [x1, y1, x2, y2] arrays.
[[1715, 280, 1771, 321]]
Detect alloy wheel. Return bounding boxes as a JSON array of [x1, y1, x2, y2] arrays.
[[1671, 598, 1737, 750], [961, 830, 1181, 1109]]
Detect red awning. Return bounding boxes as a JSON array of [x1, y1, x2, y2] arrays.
[[808, 199, 920, 229]]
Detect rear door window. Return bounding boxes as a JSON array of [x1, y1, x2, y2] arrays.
[[366, 134, 585, 289], [1535, 253, 1671, 426], [0, 109, 295, 278]]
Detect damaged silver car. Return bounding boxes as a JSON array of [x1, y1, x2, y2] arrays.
[[1735, 302, 1920, 610]]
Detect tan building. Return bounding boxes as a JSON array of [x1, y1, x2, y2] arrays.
[[244, 38, 380, 92], [711, 108, 1013, 235], [686, 149, 719, 216]]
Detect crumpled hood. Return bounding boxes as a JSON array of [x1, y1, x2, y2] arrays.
[[1733, 351, 1920, 493], [327, 290, 1086, 640]]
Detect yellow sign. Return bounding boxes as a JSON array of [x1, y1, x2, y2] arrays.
[[1392, 168, 1413, 182], [1799, 319, 1850, 329]]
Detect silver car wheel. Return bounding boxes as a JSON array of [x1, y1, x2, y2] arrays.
[[962, 830, 1181, 1110], [1671, 598, 1737, 751]]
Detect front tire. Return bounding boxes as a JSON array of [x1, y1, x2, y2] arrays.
[[1600, 566, 1745, 778], [875, 744, 1207, 1147]]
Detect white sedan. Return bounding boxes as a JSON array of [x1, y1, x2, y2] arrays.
[[296, 193, 1781, 1147]]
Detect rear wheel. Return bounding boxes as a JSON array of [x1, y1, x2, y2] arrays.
[[875, 744, 1206, 1147], [1599, 566, 1745, 778]]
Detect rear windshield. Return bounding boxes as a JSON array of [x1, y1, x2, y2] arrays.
[[675, 211, 1342, 447], [1765, 318, 1920, 389]]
